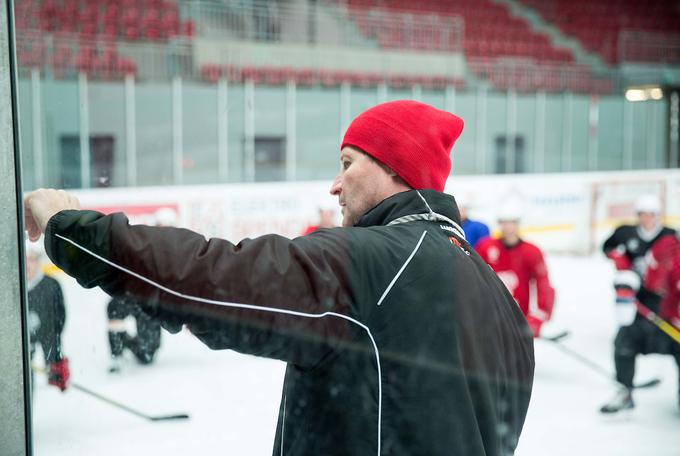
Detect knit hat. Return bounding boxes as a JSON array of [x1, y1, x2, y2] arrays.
[[341, 100, 464, 192]]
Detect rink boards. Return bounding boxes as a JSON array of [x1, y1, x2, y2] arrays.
[[67, 168, 680, 254]]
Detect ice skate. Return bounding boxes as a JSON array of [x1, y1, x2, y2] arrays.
[[599, 388, 634, 414]]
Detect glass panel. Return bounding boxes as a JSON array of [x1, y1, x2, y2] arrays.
[[88, 82, 126, 187], [183, 82, 219, 185], [450, 90, 477, 175], [569, 95, 590, 172], [136, 83, 173, 186], [515, 93, 536, 173], [599, 97, 625, 171], [295, 86, 340, 180], [10, 2, 678, 456], [543, 94, 565, 173]]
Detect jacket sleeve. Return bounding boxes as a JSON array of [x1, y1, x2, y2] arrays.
[[44, 210, 361, 369], [528, 247, 555, 322]]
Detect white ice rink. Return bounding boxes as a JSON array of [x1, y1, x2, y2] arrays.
[[32, 254, 680, 455]]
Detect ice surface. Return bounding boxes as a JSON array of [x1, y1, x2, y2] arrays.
[[32, 254, 679, 455]]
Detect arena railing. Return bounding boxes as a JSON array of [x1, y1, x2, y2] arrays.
[[618, 30, 680, 65], [178, 0, 464, 52]]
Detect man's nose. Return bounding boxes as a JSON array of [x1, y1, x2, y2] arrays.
[[330, 173, 342, 196]]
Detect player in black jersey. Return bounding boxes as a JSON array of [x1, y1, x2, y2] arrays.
[[106, 208, 176, 373], [600, 194, 675, 413]]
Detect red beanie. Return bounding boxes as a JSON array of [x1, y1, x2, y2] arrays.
[[341, 100, 464, 192]]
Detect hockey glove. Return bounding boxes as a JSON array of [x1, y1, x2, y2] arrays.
[[606, 248, 632, 271], [613, 270, 640, 327], [48, 357, 70, 392], [525, 315, 544, 338]]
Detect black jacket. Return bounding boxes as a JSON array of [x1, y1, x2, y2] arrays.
[[45, 189, 534, 456]]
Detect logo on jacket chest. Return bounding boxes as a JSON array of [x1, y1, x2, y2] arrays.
[[487, 246, 500, 263]]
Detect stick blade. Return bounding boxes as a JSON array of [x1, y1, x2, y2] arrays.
[[633, 378, 661, 389], [150, 413, 190, 422], [542, 330, 571, 342]]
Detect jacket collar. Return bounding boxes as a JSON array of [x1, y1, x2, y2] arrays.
[[356, 190, 465, 238]]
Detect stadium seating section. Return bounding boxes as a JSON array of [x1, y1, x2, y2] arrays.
[[343, 0, 614, 93], [15, 0, 677, 92], [520, 0, 680, 64], [15, 0, 194, 79], [346, 0, 574, 62]]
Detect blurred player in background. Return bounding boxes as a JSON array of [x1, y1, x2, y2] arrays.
[[26, 240, 70, 392], [600, 195, 676, 413], [106, 208, 176, 373], [301, 200, 338, 235], [477, 204, 555, 338], [457, 194, 490, 249]]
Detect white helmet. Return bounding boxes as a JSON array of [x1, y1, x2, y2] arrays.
[[497, 202, 523, 222], [634, 194, 661, 214]]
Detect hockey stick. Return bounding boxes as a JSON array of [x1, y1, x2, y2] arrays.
[[542, 330, 570, 342], [635, 301, 680, 345], [540, 337, 661, 389], [33, 365, 190, 421]]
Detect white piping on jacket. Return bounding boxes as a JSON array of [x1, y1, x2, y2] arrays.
[[377, 230, 427, 306], [415, 190, 436, 216], [281, 395, 286, 456], [387, 190, 466, 240], [53, 233, 384, 456]]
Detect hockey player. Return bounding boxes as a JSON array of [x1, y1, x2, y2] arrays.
[[26, 241, 70, 391], [301, 201, 337, 235], [600, 195, 676, 413], [476, 204, 555, 338], [106, 296, 161, 373], [458, 196, 490, 249], [106, 209, 174, 372]]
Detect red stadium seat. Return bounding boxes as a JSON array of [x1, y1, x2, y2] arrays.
[[117, 58, 137, 77], [201, 64, 221, 84]]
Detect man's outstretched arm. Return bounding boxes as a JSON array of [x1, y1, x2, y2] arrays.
[[24, 189, 360, 368]]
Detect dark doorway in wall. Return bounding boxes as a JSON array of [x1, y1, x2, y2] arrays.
[[494, 135, 526, 174], [253, 137, 285, 182], [59, 135, 115, 188]]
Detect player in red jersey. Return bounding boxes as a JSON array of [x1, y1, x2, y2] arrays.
[[619, 232, 680, 411], [301, 201, 338, 236], [476, 205, 555, 338]]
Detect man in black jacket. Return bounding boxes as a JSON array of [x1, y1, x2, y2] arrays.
[[24, 100, 534, 455]]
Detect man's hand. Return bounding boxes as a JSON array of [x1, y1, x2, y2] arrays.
[[24, 189, 81, 241]]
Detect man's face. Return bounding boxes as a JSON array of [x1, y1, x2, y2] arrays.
[[330, 146, 398, 227], [638, 211, 658, 231], [499, 219, 520, 241]]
